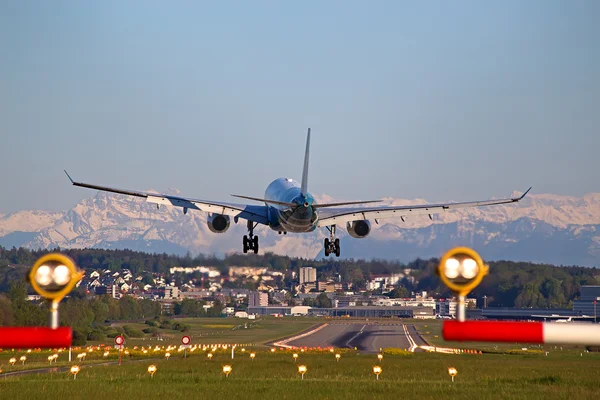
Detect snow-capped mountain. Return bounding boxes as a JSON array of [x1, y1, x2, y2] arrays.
[[1, 191, 599, 266]]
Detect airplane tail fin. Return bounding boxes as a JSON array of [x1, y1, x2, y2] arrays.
[[301, 128, 310, 196]]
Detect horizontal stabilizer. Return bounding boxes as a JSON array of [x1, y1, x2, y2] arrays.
[[231, 194, 297, 208], [313, 200, 383, 208]]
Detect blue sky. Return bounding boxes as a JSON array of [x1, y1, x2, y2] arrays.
[[1, 1, 598, 213]]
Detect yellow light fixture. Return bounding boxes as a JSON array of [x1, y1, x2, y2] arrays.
[[373, 365, 382, 380], [147, 365, 157, 377], [436, 247, 488, 297], [222, 365, 232, 378], [298, 365, 307, 379], [70, 365, 80, 380], [448, 367, 458, 382], [28, 253, 83, 302]]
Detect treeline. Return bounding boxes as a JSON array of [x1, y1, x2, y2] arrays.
[[1, 246, 599, 309], [403, 258, 600, 308], [0, 281, 226, 345]]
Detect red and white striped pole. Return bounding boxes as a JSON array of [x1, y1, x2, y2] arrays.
[[443, 320, 600, 346]]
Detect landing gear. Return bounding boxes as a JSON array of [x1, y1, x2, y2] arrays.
[[243, 221, 259, 254], [324, 225, 341, 257]]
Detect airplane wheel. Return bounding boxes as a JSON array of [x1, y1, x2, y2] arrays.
[[243, 236, 248, 253], [253, 236, 259, 254], [335, 239, 340, 257], [324, 238, 330, 256]]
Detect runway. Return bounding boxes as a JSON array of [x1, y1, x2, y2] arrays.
[[286, 323, 423, 353]]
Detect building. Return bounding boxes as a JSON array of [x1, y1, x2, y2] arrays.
[[96, 284, 119, 299], [299, 267, 317, 284], [249, 292, 269, 307], [436, 298, 476, 317], [574, 285, 600, 321], [158, 286, 179, 300], [247, 305, 312, 316]]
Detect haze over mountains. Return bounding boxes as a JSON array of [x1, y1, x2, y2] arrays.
[[1, 190, 599, 267]]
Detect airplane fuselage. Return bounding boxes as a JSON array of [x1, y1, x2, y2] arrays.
[[264, 178, 318, 233]]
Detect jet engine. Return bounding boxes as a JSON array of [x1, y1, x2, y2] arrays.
[[207, 214, 230, 233], [346, 220, 371, 238]]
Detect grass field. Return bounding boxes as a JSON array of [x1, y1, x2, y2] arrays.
[[107, 316, 324, 347], [1, 347, 599, 400], [2, 317, 599, 399]]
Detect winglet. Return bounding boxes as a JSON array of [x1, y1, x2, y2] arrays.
[[519, 187, 532, 200], [512, 187, 532, 202], [64, 170, 74, 184], [300, 128, 310, 196]]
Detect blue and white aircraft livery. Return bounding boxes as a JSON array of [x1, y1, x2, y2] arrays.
[[65, 129, 531, 257]]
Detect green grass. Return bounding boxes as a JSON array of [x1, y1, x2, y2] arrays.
[[108, 316, 323, 347], [2, 348, 599, 400]]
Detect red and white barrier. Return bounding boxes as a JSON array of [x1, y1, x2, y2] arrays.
[[443, 320, 600, 346], [0, 327, 72, 348]]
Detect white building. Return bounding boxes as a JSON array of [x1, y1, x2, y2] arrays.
[[249, 292, 269, 307], [299, 267, 317, 284], [436, 298, 477, 317]]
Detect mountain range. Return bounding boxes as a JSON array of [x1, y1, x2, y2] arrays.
[[1, 190, 599, 267]]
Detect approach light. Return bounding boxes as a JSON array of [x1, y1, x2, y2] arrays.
[[165, 352, 171, 360], [103, 351, 109, 358], [436, 247, 488, 297], [28, 253, 83, 329], [28, 253, 83, 302], [448, 367, 458, 382], [250, 352, 255, 360], [335, 353, 341, 361], [70, 365, 80, 380], [19, 355, 27, 365], [293, 353, 298, 362], [271, 348, 276, 353], [207, 353, 213, 360], [147, 365, 157, 377], [373, 366, 382, 380], [9, 357, 16, 366], [222, 365, 232, 378], [298, 365, 307, 379]]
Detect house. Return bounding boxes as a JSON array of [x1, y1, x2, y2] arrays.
[[90, 271, 100, 278], [234, 311, 249, 318]]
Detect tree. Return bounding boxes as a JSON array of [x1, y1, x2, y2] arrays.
[[315, 292, 332, 308], [119, 296, 142, 320], [388, 287, 409, 299], [0, 294, 14, 326]]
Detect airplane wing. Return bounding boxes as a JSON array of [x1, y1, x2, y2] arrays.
[[316, 188, 531, 227], [65, 171, 269, 225]]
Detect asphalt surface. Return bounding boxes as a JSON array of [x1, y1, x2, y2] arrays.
[[287, 323, 419, 353]]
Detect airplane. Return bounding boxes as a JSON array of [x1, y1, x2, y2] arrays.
[[65, 129, 531, 257]]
